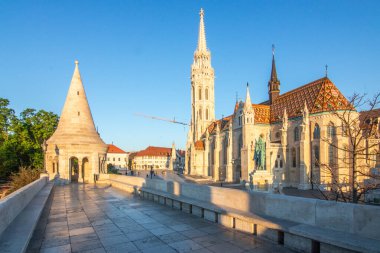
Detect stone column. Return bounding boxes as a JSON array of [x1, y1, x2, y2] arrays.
[[213, 126, 220, 181], [226, 126, 233, 182], [204, 135, 210, 177]]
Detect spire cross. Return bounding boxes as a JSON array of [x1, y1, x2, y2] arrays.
[[200, 8, 204, 17], [272, 44, 275, 56], [75, 60, 79, 66], [325, 64, 328, 77]]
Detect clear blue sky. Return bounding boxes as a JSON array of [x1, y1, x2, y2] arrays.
[[1, 1, 379, 151]]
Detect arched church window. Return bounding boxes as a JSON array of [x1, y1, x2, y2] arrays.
[[199, 88, 202, 100], [238, 134, 243, 158], [313, 124, 320, 139], [292, 148, 296, 167], [327, 122, 336, 138], [329, 144, 334, 167], [343, 145, 349, 165], [294, 127, 300, 142], [297, 146, 300, 167], [314, 145, 320, 167], [205, 88, 209, 100], [210, 140, 215, 165], [206, 108, 209, 120]]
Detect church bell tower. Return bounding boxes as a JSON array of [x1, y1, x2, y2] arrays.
[[190, 8, 215, 141]]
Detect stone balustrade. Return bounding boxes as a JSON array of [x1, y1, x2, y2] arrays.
[[101, 174, 380, 253]]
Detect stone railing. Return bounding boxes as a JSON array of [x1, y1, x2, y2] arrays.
[[0, 174, 49, 236], [102, 174, 380, 252]]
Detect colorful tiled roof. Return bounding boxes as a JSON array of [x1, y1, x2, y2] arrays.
[[107, 144, 127, 154], [194, 140, 205, 150], [359, 108, 380, 129], [207, 115, 233, 134], [135, 146, 172, 157], [269, 77, 351, 122], [252, 104, 271, 124]]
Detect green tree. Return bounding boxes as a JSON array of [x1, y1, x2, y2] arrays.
[[0, 98, 59, 180]]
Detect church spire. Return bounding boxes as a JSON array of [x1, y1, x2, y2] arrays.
[[197, 8, 207, 52], [270, 46, 279, 83], [244, 82, 252, 108], [268, 44, 280, 104]]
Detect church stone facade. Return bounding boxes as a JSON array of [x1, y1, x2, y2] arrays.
[[185, 10, 359, 190], [45, 61, 108, 183]]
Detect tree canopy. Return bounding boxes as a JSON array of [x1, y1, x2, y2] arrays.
[[0, 98, 59, 180]]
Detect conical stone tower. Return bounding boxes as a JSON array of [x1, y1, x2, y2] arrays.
[[46, 61, 107, 183]]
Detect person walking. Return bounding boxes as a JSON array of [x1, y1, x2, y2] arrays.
[[150, 166, 154, 179]]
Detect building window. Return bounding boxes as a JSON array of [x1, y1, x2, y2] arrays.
[[206, 108, 209, 120], [343, 145, 350, 165], [327, 123, 336, 138], [275, 132, 280, 139], [280, 160, 283, 168], [107, 157, 110, 161], [113, 157, 115, 162], [210, 140, 215, 165], [199, 108, 202, 120], [314, 146, 320, 167], [199, 88, 202, 100], [77, 91, 79, 95], [297, 146, 301, 167], [238, 134, 243, 158], [118, 158, 120, 161], [292, 148, 296, 167], [313, 124, 320, 139], [328, 144, 334, 167], [294, 127, 300, 142], [205, 88, 209, 100]]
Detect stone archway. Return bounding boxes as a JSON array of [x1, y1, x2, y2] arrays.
[[70, 157, 79, 183], [82, 157, 90, 183]]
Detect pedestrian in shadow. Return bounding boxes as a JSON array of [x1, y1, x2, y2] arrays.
[[150, 166, 154, 179]]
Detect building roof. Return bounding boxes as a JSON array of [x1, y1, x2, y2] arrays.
[[269, 77, 351, 122], [194, 140, 205, 150], [178, 150, 186, 157], [359, 108, 380, 130], [47, 61, 107, 148], [206, 77, 351, 135], [135, 146, 172, 157], [107, 144, 127, 154]]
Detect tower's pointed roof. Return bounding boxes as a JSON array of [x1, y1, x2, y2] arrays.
[[197, 8, 207, 52], [269, 47, 279, 84], [47, 61, 106, 146], [244, 83, 252, 110]]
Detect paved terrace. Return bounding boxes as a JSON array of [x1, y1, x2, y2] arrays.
[[27, 184, 295, 253]]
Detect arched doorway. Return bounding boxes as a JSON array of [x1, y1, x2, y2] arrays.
[[82, 157, 89, 183], [70, 157, 79, 182]]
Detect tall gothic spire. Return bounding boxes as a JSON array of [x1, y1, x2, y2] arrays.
[[270, 46, 279, 83], [268, 45, 280, 104], [197, 8, 207, 52]]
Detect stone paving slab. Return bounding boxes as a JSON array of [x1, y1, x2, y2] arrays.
[[27, 184, 296, 253]]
